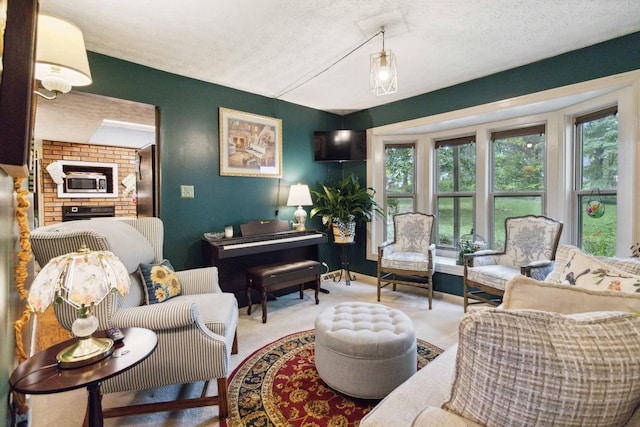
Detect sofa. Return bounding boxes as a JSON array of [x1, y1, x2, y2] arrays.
[[29, 217, 239, 418], [361, 245, 640, 426]]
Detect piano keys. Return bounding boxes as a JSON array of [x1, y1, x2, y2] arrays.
[[202, 222, 327, 307]]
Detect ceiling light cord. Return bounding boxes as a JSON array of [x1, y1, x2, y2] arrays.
[[274, 29, 384, 100]]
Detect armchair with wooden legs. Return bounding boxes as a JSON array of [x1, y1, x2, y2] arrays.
[[377, 212, 436, 309], [463, 215, 563, 312]]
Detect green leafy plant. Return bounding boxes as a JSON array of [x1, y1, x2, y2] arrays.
[[309, 174, 383, 228]]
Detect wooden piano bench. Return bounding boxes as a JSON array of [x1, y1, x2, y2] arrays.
[[246, 259, 321, 323]]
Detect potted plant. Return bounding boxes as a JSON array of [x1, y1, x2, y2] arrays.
[[456, 231, 487, 265], [310, 174, 383, 243]]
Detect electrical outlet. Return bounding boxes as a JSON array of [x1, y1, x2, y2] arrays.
[[180, 185, 195, 198]]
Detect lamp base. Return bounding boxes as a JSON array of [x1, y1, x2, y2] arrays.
[[56, 336, 114, 369], [292, 206, 307, 231]]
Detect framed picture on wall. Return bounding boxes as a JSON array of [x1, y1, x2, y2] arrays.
[[219, 108, 282, 178]]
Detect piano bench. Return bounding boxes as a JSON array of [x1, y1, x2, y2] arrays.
[[246, 259, 321, 323]]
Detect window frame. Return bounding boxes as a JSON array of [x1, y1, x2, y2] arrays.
[[434, 135, 476, 249], [489, 124, 547, 248], [367, 72, 639, 264], [573, 105, 619, 255], [383, 142, 417, 241]]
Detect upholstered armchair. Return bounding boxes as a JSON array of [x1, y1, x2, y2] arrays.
[[377, 212, 436, 309], [29, 217, 238, 420], [463, 214, 563, 312]]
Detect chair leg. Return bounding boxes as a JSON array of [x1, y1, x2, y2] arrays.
[[462, 270, 469, 313], [377, 274, 381, 301], [232, 329, 238, 355], [217, 377, 229, 418], [246, 278, 253, 315], [201, 380, 210, 398], [428, 272, 433, 310]]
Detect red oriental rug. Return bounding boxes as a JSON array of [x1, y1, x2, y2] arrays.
[[222, 330, 443, 427]]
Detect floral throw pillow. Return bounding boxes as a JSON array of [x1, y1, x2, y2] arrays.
[[560, 249, 640, 293], [138, 260, 182, 304]]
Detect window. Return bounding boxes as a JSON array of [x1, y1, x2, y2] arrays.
[[384, 144, 415, 240], [575, 106, 618, 257], [368, 76, 637, 265], [435, 136, 476, 248], [491, 125, 545, 249]]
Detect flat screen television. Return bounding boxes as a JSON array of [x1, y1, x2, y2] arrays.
[[314, 130, 367, 162]]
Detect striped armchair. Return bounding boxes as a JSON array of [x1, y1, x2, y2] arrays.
[[29, 217, 238, 420]]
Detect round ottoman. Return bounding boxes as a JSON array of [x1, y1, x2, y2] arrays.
[[314, 302, 416, 399]]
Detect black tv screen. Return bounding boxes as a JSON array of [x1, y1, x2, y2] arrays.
[[314, 130, 367, 162]]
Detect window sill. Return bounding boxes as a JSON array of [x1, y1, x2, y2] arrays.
[[435, 256, 464, 276]]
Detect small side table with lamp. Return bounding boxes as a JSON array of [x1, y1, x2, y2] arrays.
[[10, 245, 157, 427]]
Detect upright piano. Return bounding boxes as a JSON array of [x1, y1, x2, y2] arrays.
[[201, 220, 327, 307]]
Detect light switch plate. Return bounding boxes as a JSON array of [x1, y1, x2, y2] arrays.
[[180, 185, 194, 198]]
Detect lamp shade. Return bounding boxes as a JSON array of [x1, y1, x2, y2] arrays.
[[35, 15, 92, 94], [28, 246, 130, 313], [370, 49, 397, 96], [287, 184, 313, 207]]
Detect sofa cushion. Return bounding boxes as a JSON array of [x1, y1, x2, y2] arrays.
[[138, 260, 182, 304], [443, 309, 640, 427], [560, 249, 640, 293], [544, 244, 577, 283], [380, 251, 431, 272], [546, 244, 640, 284], [361, 344, 463, 427], [464, 264, 520, 292], [503, 275, 640, 314]]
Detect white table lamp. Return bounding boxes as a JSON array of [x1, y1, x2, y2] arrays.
[[287, 184, 313, 231]]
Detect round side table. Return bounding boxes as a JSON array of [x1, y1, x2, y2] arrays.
[[10, 327, 157, 427]]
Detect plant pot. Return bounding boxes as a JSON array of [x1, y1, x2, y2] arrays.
[[332, 219, 355, 243]]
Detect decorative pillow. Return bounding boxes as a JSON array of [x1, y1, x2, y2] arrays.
[[443, 309, 640, 427], [544, 244, 578, 283], [503, 275, 640, 314], [138, 260, 182, 304], [560, 249, 640, 293]]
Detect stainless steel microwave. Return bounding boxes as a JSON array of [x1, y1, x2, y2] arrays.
[[65, 172, 108, 193]]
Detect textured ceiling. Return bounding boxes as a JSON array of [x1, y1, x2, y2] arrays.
[[35, 0, 640, 145]]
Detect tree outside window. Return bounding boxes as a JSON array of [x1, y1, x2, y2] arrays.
[[491, 125, 545, 249], [576, 107, 618, 256], [385, 144, 415, 240], [436, 136, 475, 248]]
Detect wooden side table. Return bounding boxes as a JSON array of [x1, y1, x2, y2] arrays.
[[10, 327, 157, 427]]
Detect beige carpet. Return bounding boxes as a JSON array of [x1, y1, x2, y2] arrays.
[[30, 276, 464, 426]]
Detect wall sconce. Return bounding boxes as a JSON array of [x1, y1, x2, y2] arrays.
[[370, 27, 397, 96], [287, 184, 313, 231], [35, 15, 92, 99]]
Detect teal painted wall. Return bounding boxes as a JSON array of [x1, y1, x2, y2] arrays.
[[80, 53, 341, 270]]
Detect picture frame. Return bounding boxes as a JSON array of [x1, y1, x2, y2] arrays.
[[219, 108, 282, 178]]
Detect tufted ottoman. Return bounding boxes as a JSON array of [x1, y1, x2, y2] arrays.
[[314, 302, 416, 399]]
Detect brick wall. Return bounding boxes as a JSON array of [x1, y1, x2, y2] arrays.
[[41, 140, 137, 225]]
